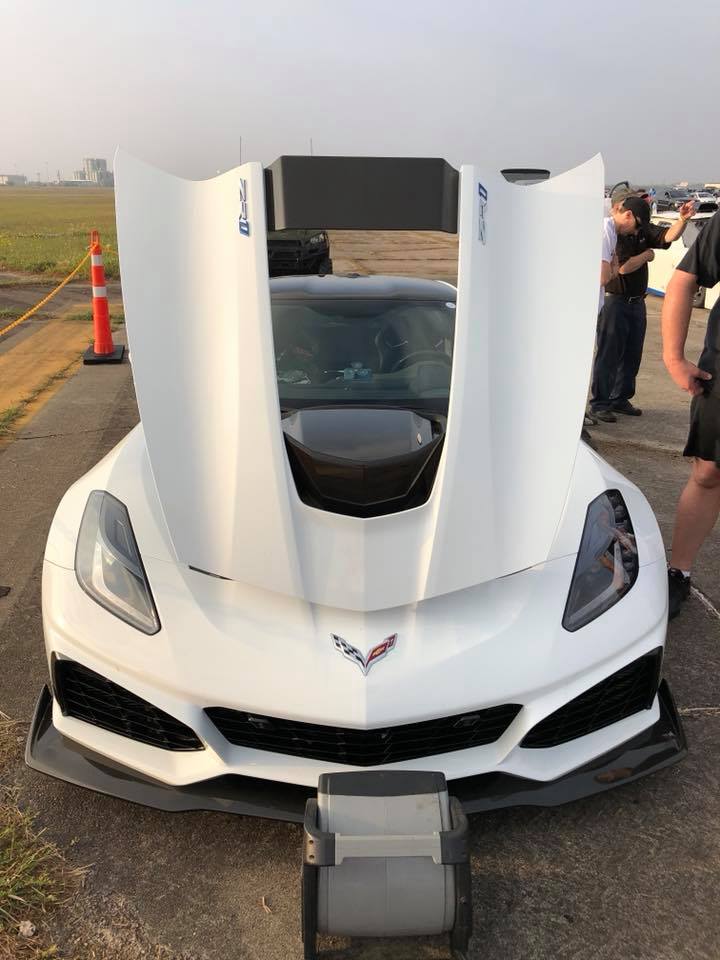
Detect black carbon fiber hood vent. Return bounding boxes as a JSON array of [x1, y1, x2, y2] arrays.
[[283, 407, 445, 518]]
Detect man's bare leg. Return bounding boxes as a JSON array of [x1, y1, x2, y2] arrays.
[[670, 457, 720, 570]]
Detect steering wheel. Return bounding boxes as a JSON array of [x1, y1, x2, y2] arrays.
[[390, 350, 452, 373]]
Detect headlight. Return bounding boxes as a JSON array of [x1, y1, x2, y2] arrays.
[[308, 233, 325, 245], [563, 490, 638, 632], [75, 491, 160, 634]]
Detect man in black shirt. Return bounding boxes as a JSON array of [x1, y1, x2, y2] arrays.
[[590, 187, 694, 421], [662, 210, 720, 618]]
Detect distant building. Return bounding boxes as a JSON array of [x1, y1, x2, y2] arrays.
[[83, 157, 106, 181], [73, 169, 85, 181], [82, 157, 114, 187], [0, 174, 28, 185], [704, 183, 720, 191]]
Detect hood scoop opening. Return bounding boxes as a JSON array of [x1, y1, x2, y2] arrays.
[[282, 407, 445, 518]]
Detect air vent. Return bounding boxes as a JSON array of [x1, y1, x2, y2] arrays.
[[206, 703, 521, 766], [283, 407, 446, 518], [521, 650, 662, 749], [53, 659, 203, 751]]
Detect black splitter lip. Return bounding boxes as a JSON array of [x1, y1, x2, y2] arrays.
[[26, 680, 686, 823]]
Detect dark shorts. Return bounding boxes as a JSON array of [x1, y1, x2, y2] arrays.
[[684, 388, 720, 465]]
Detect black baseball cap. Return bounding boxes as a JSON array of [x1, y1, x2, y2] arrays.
[[622, 195, 651, 229]]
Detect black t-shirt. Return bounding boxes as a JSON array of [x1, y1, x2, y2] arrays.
[[678, 210, 720, 377], [605, 222, 671, 297]]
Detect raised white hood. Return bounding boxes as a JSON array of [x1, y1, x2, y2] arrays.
[[114, 150, 604, 612]]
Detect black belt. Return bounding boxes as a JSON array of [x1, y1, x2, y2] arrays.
[[606, 293, 646, 303]]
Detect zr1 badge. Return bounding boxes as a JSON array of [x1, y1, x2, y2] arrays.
[[478, 183, 487, 244], [239, 179, 250, 237]]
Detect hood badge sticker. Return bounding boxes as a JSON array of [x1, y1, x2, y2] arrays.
[[331, 634, 397, 677], [238, 178, 250, 237], [478, 182, 487, 244]]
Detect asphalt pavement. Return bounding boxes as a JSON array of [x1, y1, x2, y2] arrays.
[[0, 297, 718, 960]]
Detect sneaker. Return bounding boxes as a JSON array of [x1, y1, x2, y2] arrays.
[[668, 568, 691, 620], [614, 401, 642, 416], [594, 409, 617, 423]]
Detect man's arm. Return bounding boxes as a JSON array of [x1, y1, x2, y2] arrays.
[[663, 201, 696, 242], [600, 254, 620, 285], [662, 269, 712, 395], [619, 249, 654, 274]]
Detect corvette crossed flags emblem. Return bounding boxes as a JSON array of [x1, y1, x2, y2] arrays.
[[331, 633, 397, 676]]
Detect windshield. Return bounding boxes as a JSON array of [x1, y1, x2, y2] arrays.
[[271, 297, 455, 414]]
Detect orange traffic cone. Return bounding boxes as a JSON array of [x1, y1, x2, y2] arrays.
[[83, 230, 125, 364]]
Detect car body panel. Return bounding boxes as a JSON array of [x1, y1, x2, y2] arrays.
[[41, 549, 667, 788], [114, 151, 603, 611], [40, 427, 669, 790]]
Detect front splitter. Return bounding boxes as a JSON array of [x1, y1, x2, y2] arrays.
[[26, 681, 686, 823]]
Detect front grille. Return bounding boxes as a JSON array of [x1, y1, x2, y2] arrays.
[[53, 659, 203, 751], [205, 703, 521, 766], [521, 649, 662, 749]]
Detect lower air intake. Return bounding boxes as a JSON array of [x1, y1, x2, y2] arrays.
[[53, 659, 203, 751], [205, 703, 521, 766], [520, 649, 662, 749]]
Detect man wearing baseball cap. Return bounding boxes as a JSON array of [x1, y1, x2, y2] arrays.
[[590, 186, 694, 421]]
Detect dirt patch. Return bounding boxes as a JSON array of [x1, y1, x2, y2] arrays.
[[0, 319, 90, 406], [328, 230, 458, 281], [0, 360, 83, 452], [43, 892, 194, 960], [0, 321, 92, 450]]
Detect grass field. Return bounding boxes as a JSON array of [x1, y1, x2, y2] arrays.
[[0, 188, 118, 279]]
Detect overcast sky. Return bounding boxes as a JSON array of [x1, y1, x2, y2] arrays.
[[2, 0, 719, 185]]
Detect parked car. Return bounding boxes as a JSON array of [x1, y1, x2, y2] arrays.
[[691, 191, 718, 211], [267, 228, 332, 277], [656, 188, 692, 212], [26, 151, 685, 823]]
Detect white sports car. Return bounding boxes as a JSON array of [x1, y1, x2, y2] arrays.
[[26, 152, 685, 820]]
